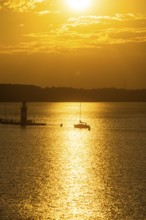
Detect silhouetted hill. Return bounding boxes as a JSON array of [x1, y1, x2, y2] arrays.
[[0, 84, 146, 102]]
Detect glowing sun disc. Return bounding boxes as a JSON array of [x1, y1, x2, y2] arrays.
[[66, 0, 91, 11]]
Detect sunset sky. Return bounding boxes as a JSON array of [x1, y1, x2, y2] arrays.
[[0, 0, 146, 89]]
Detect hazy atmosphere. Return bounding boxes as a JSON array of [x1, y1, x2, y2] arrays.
[[0, 0, 146, 88], [1, 2, 146, 218]]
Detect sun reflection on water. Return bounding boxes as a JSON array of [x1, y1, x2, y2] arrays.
[[50, 128, 102, 219], [1, 103, 145, 219], [38, 103, 107, 219]]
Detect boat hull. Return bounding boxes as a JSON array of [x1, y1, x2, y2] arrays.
[[74, 123, 90, 130]]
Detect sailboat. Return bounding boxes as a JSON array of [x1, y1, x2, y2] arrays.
[[74, 103, 91, 130]]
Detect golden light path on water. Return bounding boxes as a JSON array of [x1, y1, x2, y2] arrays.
[[37, 103, 108, 219], [59, 131, 98, 218], [1, 102, 146, 219]]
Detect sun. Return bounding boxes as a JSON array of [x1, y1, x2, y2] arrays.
[[66, 0, 91, 11]]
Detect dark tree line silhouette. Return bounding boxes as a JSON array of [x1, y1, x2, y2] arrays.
[[0, 84, 146, 102]]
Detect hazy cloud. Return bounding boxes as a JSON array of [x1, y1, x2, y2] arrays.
[[56, 14, 146, 46], [37, 10, 61, 15], [0, 12, 146, 54], [1, 0, 46, 12]]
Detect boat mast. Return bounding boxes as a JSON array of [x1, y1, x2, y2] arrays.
[[21, 101, 27, 126], [4, 104, 6, 120], [79, 102, 81, 121]]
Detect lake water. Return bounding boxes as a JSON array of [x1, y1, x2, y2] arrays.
[[0, 102, 146, 219]]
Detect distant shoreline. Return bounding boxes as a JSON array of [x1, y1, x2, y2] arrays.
[[0, 84, 146, 102]]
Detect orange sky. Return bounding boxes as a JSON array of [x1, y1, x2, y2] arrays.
[[0, 0, 146, 89]]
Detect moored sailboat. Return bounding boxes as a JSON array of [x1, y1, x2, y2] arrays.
[[74, 103, 91, 130]]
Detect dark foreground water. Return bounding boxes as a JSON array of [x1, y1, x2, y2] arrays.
[[0, 102, 146, 219]]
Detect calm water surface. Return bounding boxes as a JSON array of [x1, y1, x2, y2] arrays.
[[0, 102, 146, 219]]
